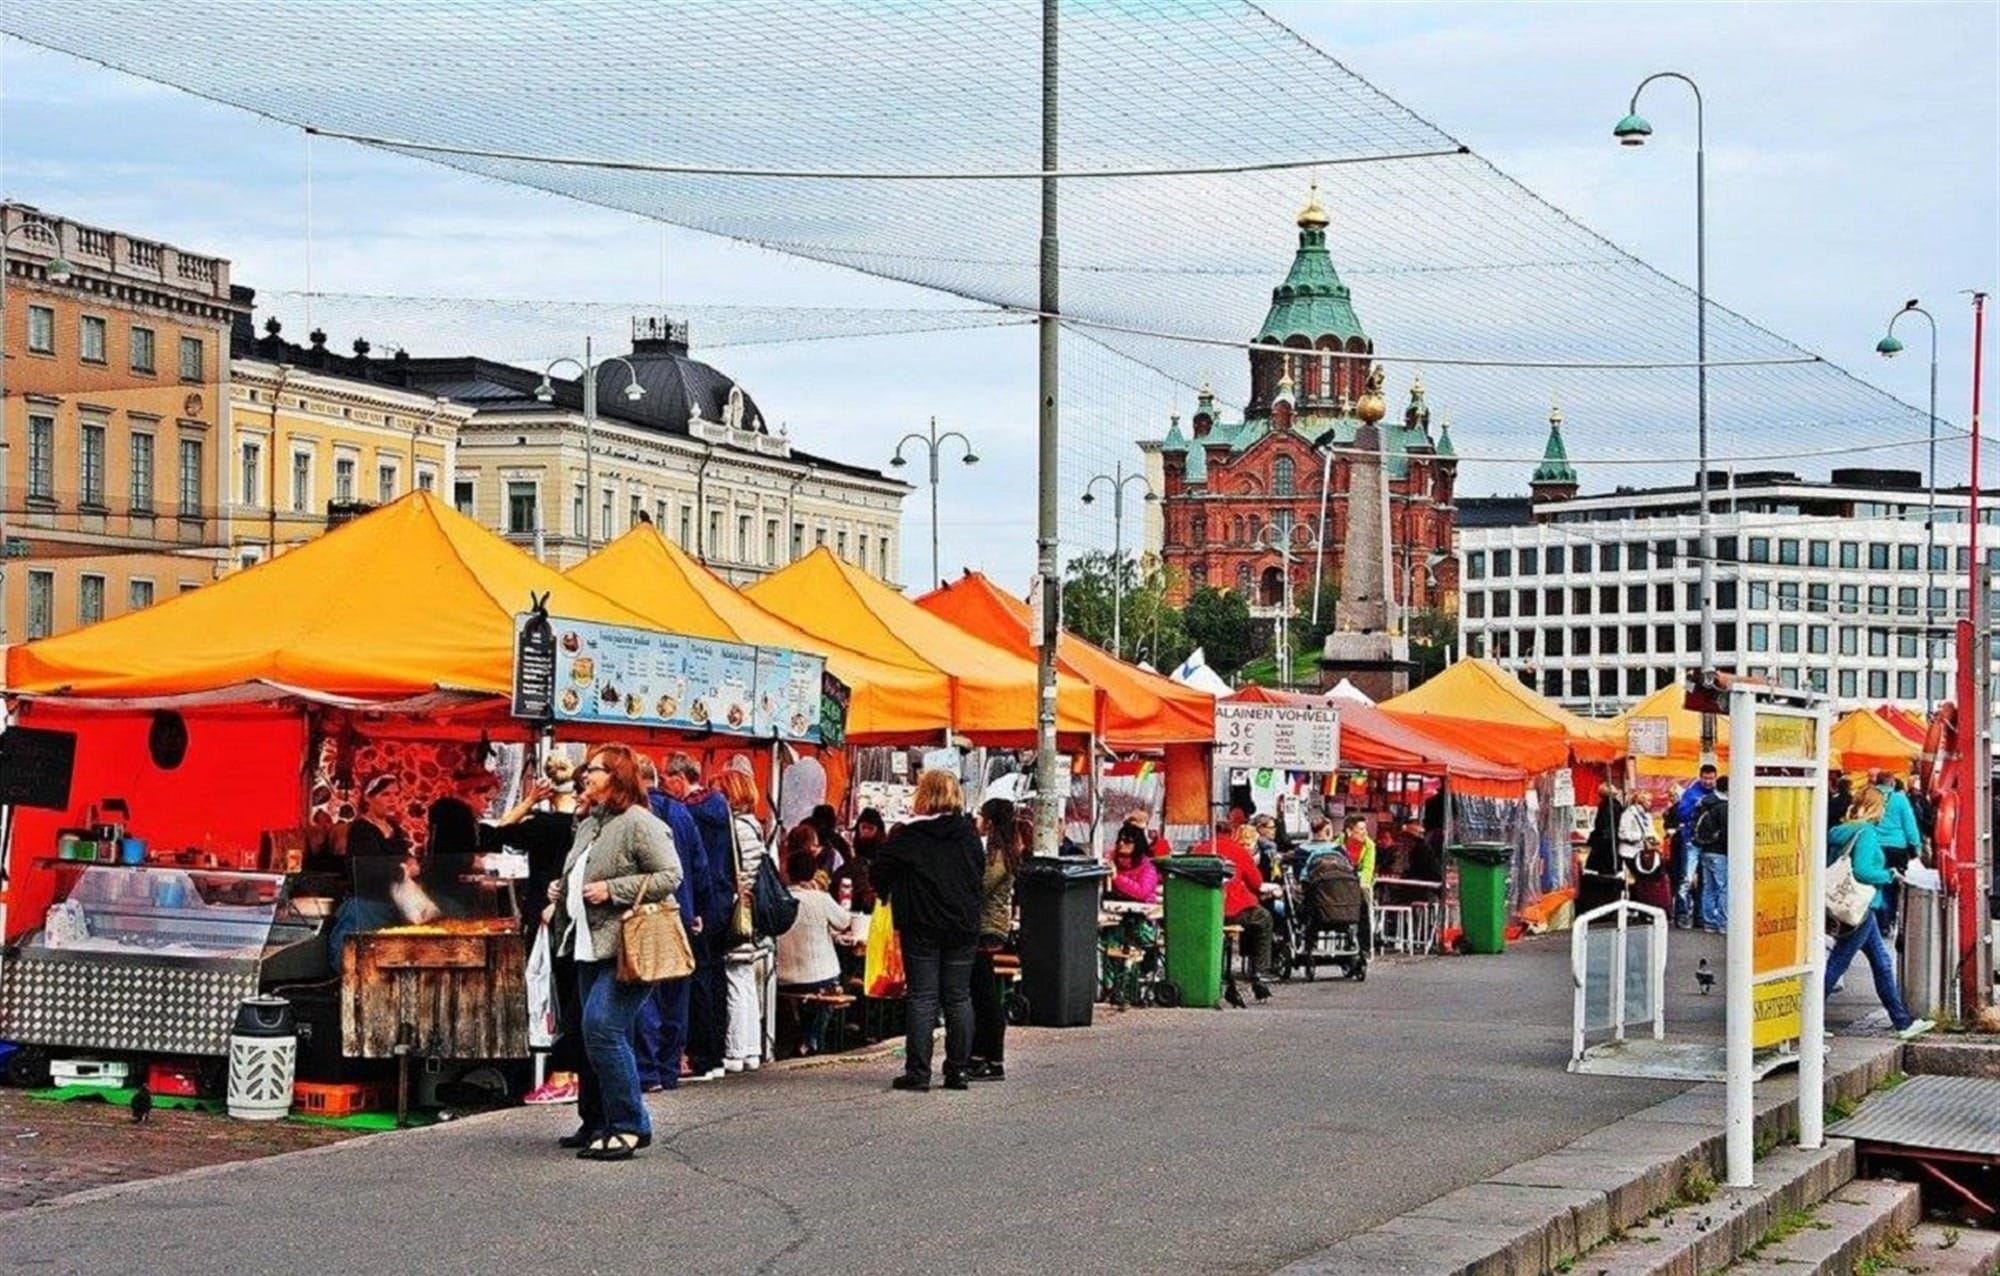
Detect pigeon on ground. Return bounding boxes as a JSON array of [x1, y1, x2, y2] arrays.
[[1696, 958, 1715, 995], [130, 1085, 153, 1124], [1224, 982, 1246, 1009]]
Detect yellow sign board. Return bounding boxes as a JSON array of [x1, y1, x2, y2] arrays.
[[1754, 975, 1805, 1049], [1753, 712, 1816, 763], [1752, 786, 1810, 978]]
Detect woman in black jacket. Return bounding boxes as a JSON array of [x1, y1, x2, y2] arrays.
[[872, 770, 985, 1092]]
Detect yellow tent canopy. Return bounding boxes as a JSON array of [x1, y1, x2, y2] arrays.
[[5, 491, 648, 700], [1380, 658, 1621, 771], [567, 525, 953, 742], [747, 548, 1097, 745], [1613, 682, 1734, 777], [1831, 707, 1919, 776]]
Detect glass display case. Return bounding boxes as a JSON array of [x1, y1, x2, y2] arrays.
[[38, 866, 290, 960]]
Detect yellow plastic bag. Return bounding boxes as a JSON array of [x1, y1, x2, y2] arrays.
[[863, 900, 905, 998]]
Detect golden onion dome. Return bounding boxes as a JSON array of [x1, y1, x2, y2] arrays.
[[1296, 180, 1329, 230]]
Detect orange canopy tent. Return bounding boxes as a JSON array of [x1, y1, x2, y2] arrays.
[[1612, 682, 1736, 777], [746, 548, 1096, 746], [1832, 707, 1920, 776], [1875, 705, 1930, 747], [916, 571, 1212, 749], [568, 525, 952, 743], [5, 491, 649, 700], [1224, 685, 1527, 798], [1379, 658, 1620, 772]]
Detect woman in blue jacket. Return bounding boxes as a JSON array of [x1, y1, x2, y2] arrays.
[[1825, 788, 1931, 1038]]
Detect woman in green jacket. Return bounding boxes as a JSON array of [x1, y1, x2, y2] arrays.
[[966, 796, 1021, 1082]]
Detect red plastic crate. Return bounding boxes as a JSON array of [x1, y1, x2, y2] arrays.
[[291, 1081, 384, 1118], [146, 1061, 202, 1097]]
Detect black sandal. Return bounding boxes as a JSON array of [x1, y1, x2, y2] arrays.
[[577, 1133, 641, 1161]]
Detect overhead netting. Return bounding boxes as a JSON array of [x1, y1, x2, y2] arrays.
[[7, 0, 1962, 563]]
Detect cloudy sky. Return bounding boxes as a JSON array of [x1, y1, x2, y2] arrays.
[[2, 2, 1992, 591]]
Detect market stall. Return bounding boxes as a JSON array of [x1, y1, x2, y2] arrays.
[[1831, 707, 1921, 777]]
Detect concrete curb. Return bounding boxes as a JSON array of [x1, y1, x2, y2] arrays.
[[1272, 1036, 1905, 1276]]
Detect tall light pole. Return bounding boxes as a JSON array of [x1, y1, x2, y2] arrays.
[[1080, 460, 1155, 659], [1253, 528, 1298, 686], [784, 463, 818, 567], [1033, 0, 1062, 860], [535, 336, 645, 554], [1876, 301, 1939, 705], [890, 416, 978, 591], [1617, 72, 1714, 760], [1401, 550, 1448, 635], [0, 213, 74, 645]]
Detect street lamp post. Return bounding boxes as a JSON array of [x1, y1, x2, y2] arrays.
[[1616, 72, 1714, 760], [535, 336, 645, 555], [1401, 550, 1448, 636], [784, 464, 818, 567], [1876, 301, 1940, 706], [0, 214, 74, 645], [1080, 460, 1156, 659], [1254, 529, 1298, 686], [891, 416, 978, 591]]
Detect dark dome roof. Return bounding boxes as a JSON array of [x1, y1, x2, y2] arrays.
[[611, 339, 767, 436]]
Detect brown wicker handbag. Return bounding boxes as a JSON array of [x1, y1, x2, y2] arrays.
[[618, 877, 695, 984]]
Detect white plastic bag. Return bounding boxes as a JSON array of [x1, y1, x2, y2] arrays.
[[526, 923, 557, 1049]]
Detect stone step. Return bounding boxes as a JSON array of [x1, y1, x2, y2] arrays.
[[1567, 1140, 1856, 1276], [1895, 1222, 2000, 1276], [1726, 1177, 1920, 1275]]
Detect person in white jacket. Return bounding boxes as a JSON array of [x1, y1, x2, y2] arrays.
[[715, 768, 772, 1073], [776, 833, 855, 1054]]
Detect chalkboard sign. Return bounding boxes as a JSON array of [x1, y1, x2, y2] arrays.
[[820, 671, 851, 749], [513, 608, 558, 721], [0, 726, 78, 810]]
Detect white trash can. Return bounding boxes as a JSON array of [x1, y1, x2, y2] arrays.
[[227, 996, 297, 1121]]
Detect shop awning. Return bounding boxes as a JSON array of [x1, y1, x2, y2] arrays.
[[1832, 707, 1920, 776], [746, 549, 1096, 745], [1379, 658, 1620, 771], [917, 571, 1212, 748], [1224, 685, 1526, 797], [4, 492, 646, 700], [567, 525, 953, 742]]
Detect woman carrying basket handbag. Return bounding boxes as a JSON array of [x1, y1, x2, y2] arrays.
[[1824, 787, 1931, 1039], [547, 744, 681, 1162]]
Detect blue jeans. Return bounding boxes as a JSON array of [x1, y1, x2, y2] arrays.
[[1698, 851, 1728, 931], [575, 961, 655, 1137], [632, 977, 691, 1089], [901, 933, 975, 1082], [1824, 911, 1913, 1031], [1673, 838, 1699, 924]]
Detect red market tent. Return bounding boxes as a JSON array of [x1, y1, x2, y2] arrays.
[[1223, 686, 1527, 798]]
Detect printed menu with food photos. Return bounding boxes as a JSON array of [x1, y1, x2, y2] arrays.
[[514, 614, 825, 742]]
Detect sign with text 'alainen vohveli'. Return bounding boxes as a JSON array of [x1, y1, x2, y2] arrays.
[[513, 613, 826, 743], [1214, 702, 1341, 771]]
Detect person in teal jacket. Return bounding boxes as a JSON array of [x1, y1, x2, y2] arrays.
[[1872, 773, 1924, 939], [1825, 788, 1930, 1038]]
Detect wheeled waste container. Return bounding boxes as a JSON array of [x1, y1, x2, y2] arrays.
[[1016, 857, 1111, 1027], [1160, 855, 1233, 1008], [1449, 843, 1513, 954]]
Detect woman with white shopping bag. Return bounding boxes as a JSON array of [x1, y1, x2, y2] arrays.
[[1824, 787, 1932, 1039]]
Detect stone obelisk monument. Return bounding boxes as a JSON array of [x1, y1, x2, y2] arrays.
[[1320, 364, 1413, 699]]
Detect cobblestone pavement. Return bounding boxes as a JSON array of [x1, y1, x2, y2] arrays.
[[0, 1091, 359, 1214]]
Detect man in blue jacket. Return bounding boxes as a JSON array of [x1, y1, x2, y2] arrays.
[[669, 752, 738, 1083], [631, 754, 707, 1092], [1872, 771, 1924, 940], [1670, 765, 1718, 929]]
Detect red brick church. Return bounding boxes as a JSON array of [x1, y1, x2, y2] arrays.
[[1143, 188, 1459, 622]]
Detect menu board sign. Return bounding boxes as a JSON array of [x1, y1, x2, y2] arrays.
[[513, 614, 825, 742], [1214, 702, 1340, 771]]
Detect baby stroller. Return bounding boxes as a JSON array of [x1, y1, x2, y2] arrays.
[[1275, 848, 1368, 981]]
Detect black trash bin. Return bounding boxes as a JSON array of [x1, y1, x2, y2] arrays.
[[1015, 856, 1112, 1028]]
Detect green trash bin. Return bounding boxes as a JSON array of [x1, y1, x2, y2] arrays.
[[1160, 855, 1233, 1007], [1450, 842, 1513, 954]]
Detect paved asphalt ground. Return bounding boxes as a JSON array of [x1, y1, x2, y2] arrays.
[[2, 929, 1888, 1276]]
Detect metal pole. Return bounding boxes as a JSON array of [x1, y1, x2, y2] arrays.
[[1031, 0, 1063, 859], [583, 335, 597, 554], [1965, 291, 1989, 1013], [1694, 93, 1716, 764], [1927, 318, 1939, 704], [1110, 470, 1124, 660], [1282, 544, 1293, 685], [929, 417, 942, 591], [1724, 684, 1755, 1186], [1798, 699, 1830, 1151], [0, 230, 10, 646], [1312, 443, 1333, 626]]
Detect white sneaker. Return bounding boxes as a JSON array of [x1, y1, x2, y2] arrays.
[[1898, 1018, 1936, 1040], [723, 1058, 745, 1074], [743, 1056, 761, 1072], [685, 1067, 725, 1083]]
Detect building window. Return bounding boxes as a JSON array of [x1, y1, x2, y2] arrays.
[[1748, 581, 1770, 609], [378, 464, 398, 503], [80, 423, 106, 506], [1716, 580, 1738, 609], [129, 579, 155, 611], [27, 414, 55, 500], [836, 529, 848, 561], [1519, 547, 1539, 576], [240, 440, 262, 505], [1745, 537, 1769, 563], [334, 457, 357, 504], [1808, 667, 1828, 694], [603, 491, 614, 538], [1572, 626, 1592, 655], [1573, 543, 1593, 573], [1544, 628, 1564, 657], [572, 485, 585, 533], [1466, 551, 1486, 581], [1598, 585, 1618, 614], [1778, 539, 1800, 566], [1867, 670, 1888, 699], [506, 482, 538, 534], [1517, 589, 1537, 618], [1777, 581, 1800, 611], [1655, 624, 1675, 652], [1838, 669, 1858, 698], [766, 519, 780, 564], [26, 570, 55, 639], [1837, 541, 1858, 569], [1600, 544, 1620, 572], [685, 508, 696, 549], [1715, 536, 1738, 563], [632, 495, 645, 531], [454, 478, 475, 517], [1600, 625, 1619, 654], [1570, 670, 1590, 699], [1808, 583, 1829, 613], [1628, 624, 1648, 653], [1237, 563, 1253, 592], [1868, 543, 1890, 570], [1778, 624, 1799, 654], [1898, 544, 1919, 571], [1491, 631, 1511, 659], [130, 326, 156, 373], [740, 514, 753, 562], [178, 438, 203, 516], [1492, 591, 1511, 619], [1626, 583, 1646, 612], [1808, 625, 1828, 655], [790, 520, 803, 559], [1897, 586, 1918, 616], [1628, 541, 1648, 570], [1546, 545, 1566, 575], [709, 510, 723, 556], [27, 304, 54, 353], [179, 335, 205, 381], [1654, 539, 1675, 567], [1625, 668, 1648, 697], [1273, 456, 1295, 496], [291, 450, 314, 514], [1191, 515, 1207, 545], [80, 314, 107, 363], [1929, 544, 1949, 572], [1599, 668, 1618, 697], [1493, 549, 1512, 578], [1545, 587, 1563, 616], [129, 433, 155, 512], [417, 467, 436, 493], [1808, 540, 1829, 568], [1466, 633, 1485, 658], [78, 574, 105, 625], [656, 498, 668, 527], [1896, 671, 1917, 701], [1929, 586, 1948, 619], [1465, 592, 1486, 620], [1867, 627, 1889, 658], [1839, 626, 1858, 656], [1897, 632, 1918, 659], [1571, 586, 1590, 615], [1867, 585, 1889, 615]]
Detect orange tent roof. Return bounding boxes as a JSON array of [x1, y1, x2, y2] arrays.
[[5, 492, 650, 699], [567, 525, 952, 742], [1875, 705, 1929, 746], [746, 549, 1095, 744], [1612, 682, 1735, 776], [1379, 658, 1620, 770], [1832, 707, 1920, 776], [1223, 686, 1526, 797], [916, 571, 1212, 748]]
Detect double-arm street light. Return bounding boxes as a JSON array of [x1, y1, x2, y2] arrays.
[[891, 416, 978, 591], [1080, 460, 1156, 659], [1876, 301, 1940, 704], [0, 216, 73, 645], [536, 336, 645, 554], [1616, 71, 1715, 760]]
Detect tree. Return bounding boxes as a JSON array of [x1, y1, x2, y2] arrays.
[[1182, 586, 1255, 676], [1408, 607, 1456, 683], [1061, 550, 1186, 667], [1296, 580, 1342, 654], [1059, 550, 1131, 654]]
